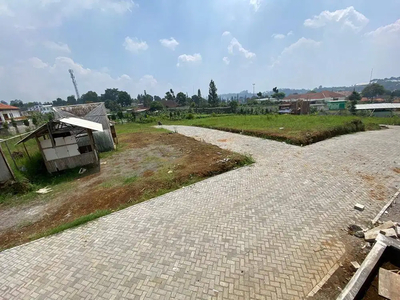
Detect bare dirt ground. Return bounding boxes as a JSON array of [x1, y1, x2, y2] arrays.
[[0, 131, 247, 250]]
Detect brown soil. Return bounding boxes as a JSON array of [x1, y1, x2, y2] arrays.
[[394, 168, 400, 174], [362, 262, 399, 300], [0, 131, 247, 250]]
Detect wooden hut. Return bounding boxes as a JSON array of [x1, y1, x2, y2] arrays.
[[17, 118, 103, 173]]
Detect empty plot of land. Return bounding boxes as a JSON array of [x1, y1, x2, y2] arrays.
[[0, 125, 399, 299]]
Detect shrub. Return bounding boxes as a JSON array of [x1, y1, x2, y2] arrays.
[[2, 122, 9, 129], [23, 119, 29, 127], [187, 113, 194, 120], [32, 116, 38, 126]]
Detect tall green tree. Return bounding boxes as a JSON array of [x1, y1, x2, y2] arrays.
[[143, 94, 153, 107], [10, 99, 23, 107], [117, 91, 132, 107], [52, 98, 67, 106], [67, 95, 77, 105], [348, 91, 361, 101], [271, 87, 285, 100], [101, 88, 119, 102], [80, 91, 99, 103], [257, 92, 263, 98], [176, 92, 187, 106], [362, 83, 385, 99], [154, 95, 162, 102], [208, 80, 219, 107]]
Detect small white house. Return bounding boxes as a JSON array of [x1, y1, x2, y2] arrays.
[[0, 103, 22, 126]]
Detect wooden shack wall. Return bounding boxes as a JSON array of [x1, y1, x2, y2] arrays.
[[45, 152, 98, 173], [0, 144, 14, 183]]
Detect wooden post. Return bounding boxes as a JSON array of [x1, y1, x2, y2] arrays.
[[87, 129, 99, 164], [0, 143, 16, 181], [23, 142, 31, 161], [3, 140, 18, 170], [47, 122, 55, 147]]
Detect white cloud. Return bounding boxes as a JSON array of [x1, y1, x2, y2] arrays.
[[222, 31, 231, 37], [1, 0, 136, 29], [304, 6, 369, 32], [272, 31, 294, 39], [228, 38, 256, 59], [43, 41, 71, 53], [249, 0, 261, 12], [366, 19, 400, 37], [281, 37, 321, 55], [28, 57, 48, 69], [159, 37, 179, 51], [177, 53, 202, 67], [123, 37, 148, 53], [0, 56, 165, 101], [139, 75, 157, 87], [222, 57, 230, 65], [272, 34, 285, 39], [0, 3, 14, 16], [270, 37, 321, 68]]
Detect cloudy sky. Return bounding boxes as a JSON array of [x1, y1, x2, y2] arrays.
[[0, 0, 399, 102]]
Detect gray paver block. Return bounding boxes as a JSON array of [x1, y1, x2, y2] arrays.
[[1, 125, 400, 299]]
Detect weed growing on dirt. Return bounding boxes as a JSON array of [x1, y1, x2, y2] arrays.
[[123, 176, 138, 185], [32, 210, 111, 239]]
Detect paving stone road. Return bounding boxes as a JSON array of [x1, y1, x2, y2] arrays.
[[1, 126, 400, 300]]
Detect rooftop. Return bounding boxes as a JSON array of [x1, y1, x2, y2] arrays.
[[0, 103, 20, 111]]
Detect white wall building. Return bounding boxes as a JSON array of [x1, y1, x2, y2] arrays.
[[0, 103, 22, 125], [27, 104, 53, 114]]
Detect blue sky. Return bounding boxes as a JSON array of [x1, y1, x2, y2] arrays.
[[0, 0, 399, 102]]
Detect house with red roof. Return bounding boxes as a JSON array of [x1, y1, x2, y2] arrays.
[[0, 103, 23, 127], [283, 91, 346, 111]]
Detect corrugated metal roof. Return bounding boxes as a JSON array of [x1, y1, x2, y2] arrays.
[[355, 103, 400, 110], [59, 118, 103, 132]]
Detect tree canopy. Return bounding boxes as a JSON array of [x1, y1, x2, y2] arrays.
[[362, 83, 385, 98], [80, 91, 99, 103], [176, 92, 187, 106]]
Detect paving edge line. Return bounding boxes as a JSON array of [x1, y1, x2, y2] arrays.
[[306, 263, 339, 298], [371, 188, 400, 225]]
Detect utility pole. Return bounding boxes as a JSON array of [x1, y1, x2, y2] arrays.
[[68, 69, 80, 101], [253, 83, 255, 97], [369, 68, 374, 84]]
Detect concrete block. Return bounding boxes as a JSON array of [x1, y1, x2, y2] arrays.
[[365, 221, 395, 242], [354, 204, 365, 211], [351, 261, 360, 270], [379, 228, 397, 238]]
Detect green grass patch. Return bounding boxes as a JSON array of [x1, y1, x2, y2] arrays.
[[164, 115, 400, 145], [33, 210, 111, 239], [123, 176, 138, 185]]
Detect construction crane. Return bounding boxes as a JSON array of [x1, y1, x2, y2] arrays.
[[68, 69, 80, 101]]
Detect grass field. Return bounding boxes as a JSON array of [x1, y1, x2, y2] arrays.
[[165, 115, 400, 145]]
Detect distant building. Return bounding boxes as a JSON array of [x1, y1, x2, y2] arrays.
[[284, 91, 346, 111], [0, 103, 23, 127], [27, 104, 53, 114], [327, 100, 347, 110]]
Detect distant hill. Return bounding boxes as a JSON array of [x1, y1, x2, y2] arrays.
[[220, 76, 400, 99]]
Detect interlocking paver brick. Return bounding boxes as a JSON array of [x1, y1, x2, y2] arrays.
[[0, 125, 399, 299]]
